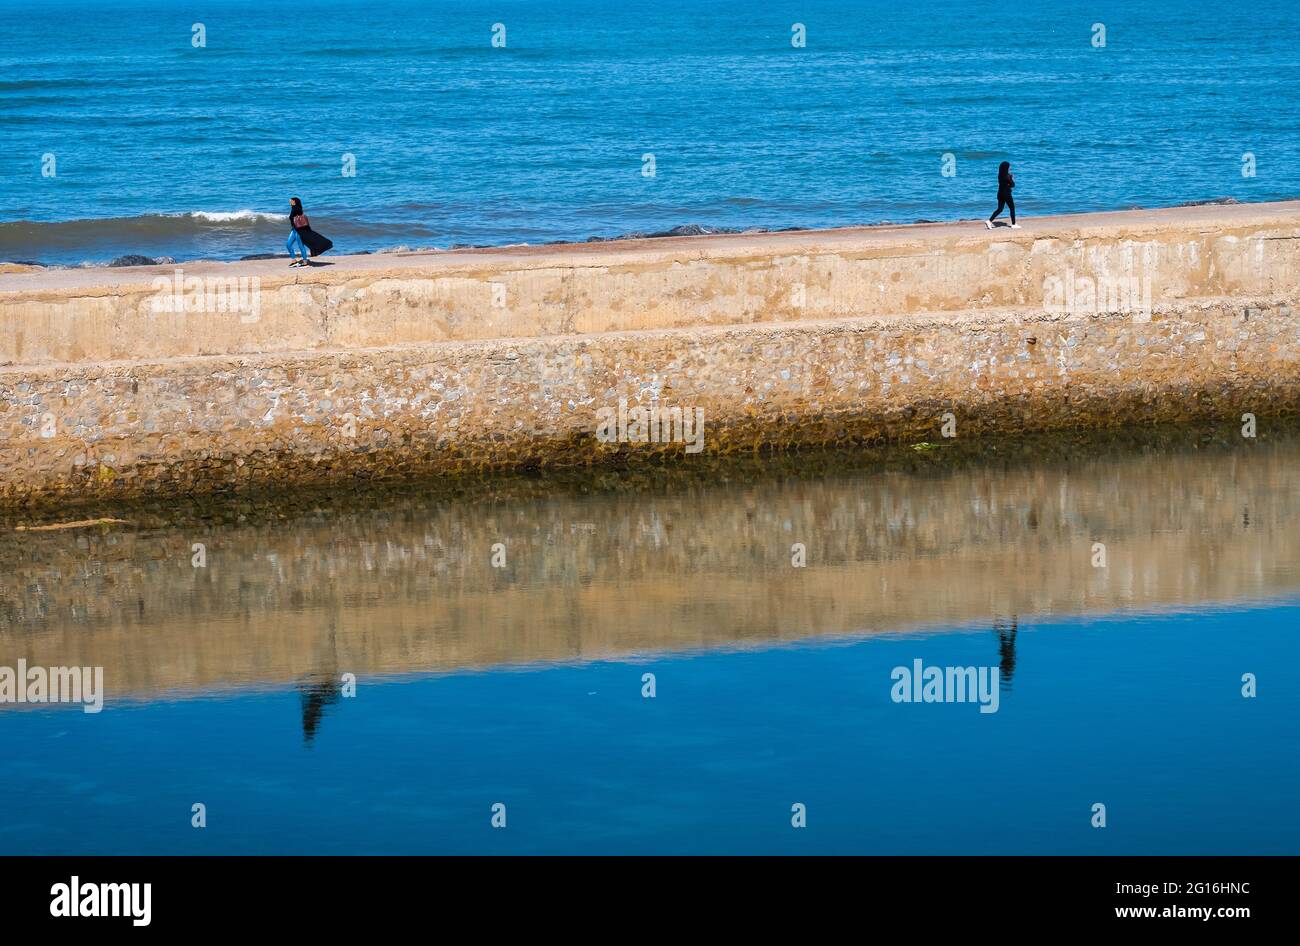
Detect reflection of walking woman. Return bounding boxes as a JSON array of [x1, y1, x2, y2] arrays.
[[985, 162, 1020, 229], [287, 197, 311, 266]]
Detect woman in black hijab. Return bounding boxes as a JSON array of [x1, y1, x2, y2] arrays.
[[985, 162, 1020, 229], [286, 197, 333, 266], [287, 197, 310, 266]]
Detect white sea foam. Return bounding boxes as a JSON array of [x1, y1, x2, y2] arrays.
[[186, 210, 281, 223]]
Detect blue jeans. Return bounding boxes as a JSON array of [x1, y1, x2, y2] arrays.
[[286, 230, 309, 260]]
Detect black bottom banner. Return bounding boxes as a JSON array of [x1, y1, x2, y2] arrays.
[[0, 855, 1283, 932]]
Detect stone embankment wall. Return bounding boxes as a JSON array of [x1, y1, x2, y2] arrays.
[[1, 201, 1297, 503]]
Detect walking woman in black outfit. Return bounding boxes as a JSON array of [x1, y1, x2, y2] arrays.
[[286, 196, 334, 267], [986, 161, 1020, 229]]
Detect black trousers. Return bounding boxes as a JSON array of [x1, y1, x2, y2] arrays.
[[989, 193, 1016, 224]]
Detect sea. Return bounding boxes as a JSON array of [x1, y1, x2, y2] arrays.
[[1, 0, 1298, 265]]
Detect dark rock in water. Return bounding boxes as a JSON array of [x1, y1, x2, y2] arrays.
[[105, 254, 177, 267], [1177, 197, 1240, 207], [659, 224, 709, 237], [240, 253, 284, 260], [4, 259, 46, 267], [592, 224, 743, 244]]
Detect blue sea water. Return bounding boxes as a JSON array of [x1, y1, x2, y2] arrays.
[[1, 604, 1296, 855], [1, 0, 1297, 263], [0, 429, 1298, 855]]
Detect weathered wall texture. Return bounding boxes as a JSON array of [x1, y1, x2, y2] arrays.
[[3, 202, 1299, 364], [1, 202, 1298, 504]]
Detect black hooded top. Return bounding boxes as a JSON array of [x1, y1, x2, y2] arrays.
[[997, 163, 1014, 197]]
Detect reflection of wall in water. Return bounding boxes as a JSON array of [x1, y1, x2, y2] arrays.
[[0, 435, 1296, 700]]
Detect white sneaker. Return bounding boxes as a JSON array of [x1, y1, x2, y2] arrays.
[[985, 220, 993, 230], [1011, 223, 1022, 229]]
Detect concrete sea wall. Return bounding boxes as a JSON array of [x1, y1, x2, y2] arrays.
[[1, 201, 1298, 504]]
